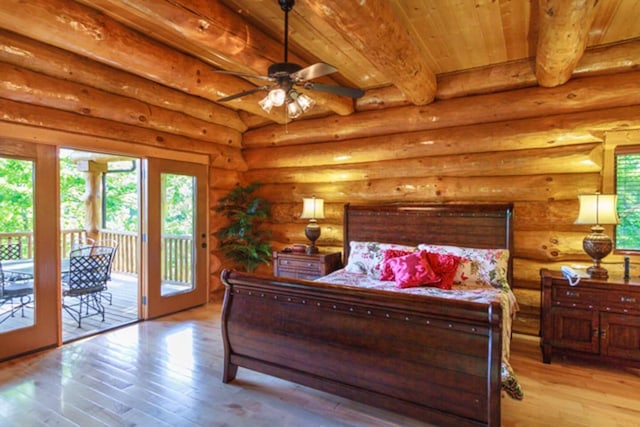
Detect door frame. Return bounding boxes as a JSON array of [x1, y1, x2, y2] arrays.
[[0, 141, 59, 360], [143, 157, 209, 319]]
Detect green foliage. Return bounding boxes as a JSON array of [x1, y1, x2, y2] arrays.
[[104, 162, 139, 233], [60, 151, 139, 233], [0, 158, 33, 232], [215, 183, 272, 272], [59, 153, 85, 230], [616, 152, 640, 250], [162, 173, 193, 235]]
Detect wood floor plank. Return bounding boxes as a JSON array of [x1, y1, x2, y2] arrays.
[[2, 302, 640, 426]]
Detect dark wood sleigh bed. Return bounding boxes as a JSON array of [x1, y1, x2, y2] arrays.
[[220, 203, 514, 427]]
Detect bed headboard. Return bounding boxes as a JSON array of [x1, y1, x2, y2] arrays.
[[343, 203, 514, 283]]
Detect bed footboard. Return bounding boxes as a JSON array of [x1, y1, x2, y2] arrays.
[[221, 270, 503, 427]]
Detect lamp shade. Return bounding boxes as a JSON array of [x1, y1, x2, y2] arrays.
[[575, 194, 619, 225], [300, 197, 325, 220]]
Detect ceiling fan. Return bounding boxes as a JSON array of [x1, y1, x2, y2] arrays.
[[216, 0, 364, 117]]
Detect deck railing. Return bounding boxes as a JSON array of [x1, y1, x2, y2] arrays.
[[0, 230, 193, 284]]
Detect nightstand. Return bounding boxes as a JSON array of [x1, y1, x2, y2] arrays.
[[540, 268, 640, 367], [273, 251, 342, 280]]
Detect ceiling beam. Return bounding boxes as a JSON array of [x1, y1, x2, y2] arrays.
[[0, 0, 298, 123], [77, 0, 354, 117], [302, 0, 437, 105], [536, 0, 601, 87]]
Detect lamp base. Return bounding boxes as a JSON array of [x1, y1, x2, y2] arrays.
[[305, 221, 321, 255], [583, 228, 612, 280], [587, 265, 609, 279]]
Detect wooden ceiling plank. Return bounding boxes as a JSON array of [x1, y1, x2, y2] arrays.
[[303, 0, 437, 105], [536, 0, 601, 87]]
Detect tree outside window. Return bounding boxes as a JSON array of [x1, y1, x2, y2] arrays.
[[615, 147, 640, 252]]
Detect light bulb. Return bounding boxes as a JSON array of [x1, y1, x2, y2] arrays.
[[287, 100, 302, 118], [268, 88, 286, 107], [258, 95, 273, 113], [296, 93, 315, 112]]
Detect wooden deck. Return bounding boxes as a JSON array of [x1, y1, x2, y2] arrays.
[[0, 303, 639, 426], [0, 273, 139, 342]]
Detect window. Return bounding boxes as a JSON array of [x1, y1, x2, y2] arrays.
[[615, 145, 640, 252]]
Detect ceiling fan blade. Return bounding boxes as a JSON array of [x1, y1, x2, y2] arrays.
[[291, 63, 338, 82], [303, 82, 364, 99], [215, 70, 274, 82], [217, 86, 270, 102]]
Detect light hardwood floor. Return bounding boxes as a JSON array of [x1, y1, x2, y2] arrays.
[[1, 303, 639, 427]]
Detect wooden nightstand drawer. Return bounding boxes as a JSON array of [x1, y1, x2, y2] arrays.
[[604, 292, 640, 313], [277, 257, 322, 274], [552, 287, 599, 309], [273, 251, 342, 280]]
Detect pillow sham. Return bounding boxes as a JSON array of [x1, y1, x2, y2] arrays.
[[345, 241, 417, 279], [424, 252, 461, 290], [418, 244, 510, 290], [387, 250, 440, 289], [380, 249, 416, 281]]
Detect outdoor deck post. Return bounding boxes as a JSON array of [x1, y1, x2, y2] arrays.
[[76, 160, 107, 242]]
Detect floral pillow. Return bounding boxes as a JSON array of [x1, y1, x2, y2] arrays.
[[387, 250, 440, 289], [380, 249, 416, 281], [345, 241, 417, 279], [418, 244, 510, 291]]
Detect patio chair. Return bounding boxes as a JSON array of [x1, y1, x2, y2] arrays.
[[71, 237, 95, 252], [62, 246, 112, 328], [0, 253, 33, 324], [93, 239, 119, 305], [0, 242, 23, 261]]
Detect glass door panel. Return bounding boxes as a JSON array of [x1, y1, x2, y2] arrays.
[[0, 157, 35, 332], [144, 158, 207, 319], [161, 173, 195, 297], [0, 143, 58, 361]]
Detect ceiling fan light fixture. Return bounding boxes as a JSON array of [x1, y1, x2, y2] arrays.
[[287, 98, 303, 118], [259, 95, 274, 113], [268, 88, 286, 107], [295, 92, 315, 112]]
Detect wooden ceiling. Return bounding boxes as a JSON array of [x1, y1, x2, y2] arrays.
[[0, 0, 639, 131]]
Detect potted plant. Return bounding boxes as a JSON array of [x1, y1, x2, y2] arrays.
[[214, 182, 272, 272]]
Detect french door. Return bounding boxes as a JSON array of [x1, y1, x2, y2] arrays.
[[0, 142, 58, 360], [144, 158, 208, 319]]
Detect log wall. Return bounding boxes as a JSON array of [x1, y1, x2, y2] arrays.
[[242, 71, 640, 335]]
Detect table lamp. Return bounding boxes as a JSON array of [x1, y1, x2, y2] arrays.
[[574, 193, 619, 279], [300, 197, 325, 255]]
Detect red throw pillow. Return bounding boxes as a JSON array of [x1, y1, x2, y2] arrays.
[[425, 252, 461, 290], [380, 249, 415, 281], [387, 250, 440, 289]]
